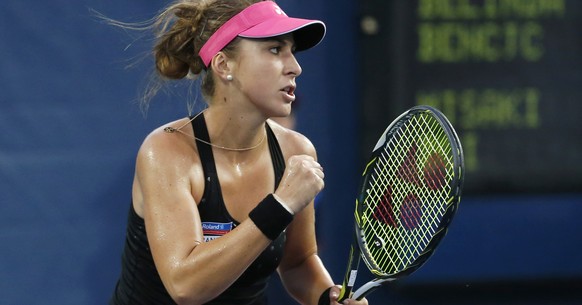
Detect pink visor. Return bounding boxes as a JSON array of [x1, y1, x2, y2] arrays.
[[199, 1, 326, 67]]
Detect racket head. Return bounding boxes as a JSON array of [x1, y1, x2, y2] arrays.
[[355, 105, 464, 280]]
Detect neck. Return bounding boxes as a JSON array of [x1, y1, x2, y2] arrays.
[[201, 107, 268, 152]]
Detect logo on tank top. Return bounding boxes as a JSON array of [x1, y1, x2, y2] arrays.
[[202, 222, 234, 242]]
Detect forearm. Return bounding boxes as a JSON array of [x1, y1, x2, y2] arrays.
[[160, 192, 297, 304], [279, 254, 335, 305], [160, 220, 271, 304]]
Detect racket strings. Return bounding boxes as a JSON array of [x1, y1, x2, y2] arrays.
[[361, 113, 455, 275]]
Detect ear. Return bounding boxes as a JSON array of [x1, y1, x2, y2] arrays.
[[210, 51, 233, 82]]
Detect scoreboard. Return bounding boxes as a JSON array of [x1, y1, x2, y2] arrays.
[[359, 0, 582, 194]]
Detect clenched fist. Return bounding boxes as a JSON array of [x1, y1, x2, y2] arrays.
[[274, 155, 324, 214]]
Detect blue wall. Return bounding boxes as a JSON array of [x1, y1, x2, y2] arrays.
[[1, 1, 581, 305]]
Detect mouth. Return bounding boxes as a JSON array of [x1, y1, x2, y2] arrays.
[[281, 85, 296, 97]]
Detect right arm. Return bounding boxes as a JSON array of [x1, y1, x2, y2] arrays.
[[134, 130, 272, 304]]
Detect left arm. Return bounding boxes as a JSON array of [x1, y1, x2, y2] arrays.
[[277, 201, 333, 305], [278, 202, 369, 305], [274, 125, 367, 305]]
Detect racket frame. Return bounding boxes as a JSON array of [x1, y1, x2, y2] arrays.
[[339, 105, 464, 301]]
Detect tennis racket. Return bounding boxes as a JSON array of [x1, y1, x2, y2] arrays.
[[337, 105, 464, 302]]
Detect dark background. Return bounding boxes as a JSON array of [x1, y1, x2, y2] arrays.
[[1, 0, 581, 304], [360, 0, 582, 195]]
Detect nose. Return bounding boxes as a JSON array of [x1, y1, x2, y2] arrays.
[[285, 54, 302, 77]]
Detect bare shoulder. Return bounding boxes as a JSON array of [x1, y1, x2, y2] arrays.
[[136, 117, 200, 172], [267, 119, 317, 159], [132, 117, 206, 217]]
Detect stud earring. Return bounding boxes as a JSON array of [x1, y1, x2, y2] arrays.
[[226, 75, 233, 81]]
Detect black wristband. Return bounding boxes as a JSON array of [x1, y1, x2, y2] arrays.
[[249, 194, 294, 240], [318, 287, 332, 305]]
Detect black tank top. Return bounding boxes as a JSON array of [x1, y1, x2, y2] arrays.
[[110, 114, 287, 305]]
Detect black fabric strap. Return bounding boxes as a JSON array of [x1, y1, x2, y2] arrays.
[[249, 194, 293, 240], [318, 287, 333, 305], [191, 113, 217, 178], [265, 123, 285, 187]]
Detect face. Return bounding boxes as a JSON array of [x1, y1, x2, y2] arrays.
[[228, 34, 302, 118]]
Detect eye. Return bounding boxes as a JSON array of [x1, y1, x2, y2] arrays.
[[269, 46, 281, 54]]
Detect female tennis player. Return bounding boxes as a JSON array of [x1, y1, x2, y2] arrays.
[[108, 1, 368, 304]]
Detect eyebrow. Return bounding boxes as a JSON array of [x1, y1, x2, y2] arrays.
[[258, 36, 296, 48]]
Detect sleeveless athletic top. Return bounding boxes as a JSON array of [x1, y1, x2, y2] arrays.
[[110, 114, 287, 305]]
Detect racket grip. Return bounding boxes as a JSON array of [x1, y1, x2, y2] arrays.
[[337, 287, 352, 303]]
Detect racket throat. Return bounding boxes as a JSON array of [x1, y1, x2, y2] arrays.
[[338, 246, 361, 302], [352, 278, 394, 300]]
